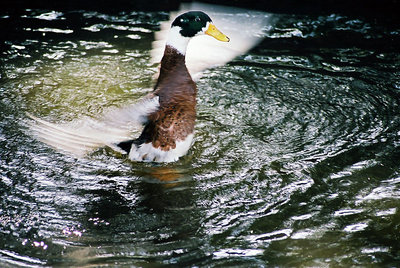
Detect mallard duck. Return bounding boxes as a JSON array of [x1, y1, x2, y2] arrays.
[[29, 11, 230, 163], [116, 11, 229, 162], [29, 5, 269, 162]]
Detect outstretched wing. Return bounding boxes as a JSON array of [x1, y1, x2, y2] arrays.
[[28, 94, 159, 157], [151, 2, 270, 78]]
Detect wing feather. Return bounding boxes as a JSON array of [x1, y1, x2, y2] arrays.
[[151, 2, 270, 78], [28, 95, 159, 157]]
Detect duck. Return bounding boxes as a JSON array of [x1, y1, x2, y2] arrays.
[[29, 11, 229, 163], [116, 11, 229, 162]]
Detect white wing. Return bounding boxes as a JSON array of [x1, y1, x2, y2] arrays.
[[28, 95, 159, 157], [151, 2, 270, 78]]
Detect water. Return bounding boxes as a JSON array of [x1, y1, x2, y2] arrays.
[[1, 7, 400, 267]]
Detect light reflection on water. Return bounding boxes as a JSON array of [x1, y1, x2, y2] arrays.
[[1, 7, 400, 267]]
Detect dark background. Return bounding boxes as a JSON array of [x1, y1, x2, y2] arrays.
[[2, 0, 400, 20]]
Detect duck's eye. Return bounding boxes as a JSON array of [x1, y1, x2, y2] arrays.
[[195, 16, 201, 22]]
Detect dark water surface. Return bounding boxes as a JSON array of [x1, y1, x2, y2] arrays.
[[1, 7, 400, 267]]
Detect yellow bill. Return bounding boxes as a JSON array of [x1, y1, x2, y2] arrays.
[[205, 23, 230, 42]]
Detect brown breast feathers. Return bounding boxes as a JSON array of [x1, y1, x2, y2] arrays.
[[137, 45, 197, 151]]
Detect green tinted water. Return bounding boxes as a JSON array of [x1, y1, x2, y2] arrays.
[[1, 9, 400, 266]]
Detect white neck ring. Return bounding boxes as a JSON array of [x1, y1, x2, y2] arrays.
[[166, 26, 190, 55]]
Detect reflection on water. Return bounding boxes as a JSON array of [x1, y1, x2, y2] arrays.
[[1, 6, 400, 267]]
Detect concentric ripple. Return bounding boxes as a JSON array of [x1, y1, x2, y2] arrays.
[[1, 8, 400, 267]]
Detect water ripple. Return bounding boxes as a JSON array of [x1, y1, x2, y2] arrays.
[[1, 8, 400, 267]]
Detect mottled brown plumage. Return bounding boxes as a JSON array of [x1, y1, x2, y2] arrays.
[[136, 45, 197, 151], [115, 11, 229, 162]]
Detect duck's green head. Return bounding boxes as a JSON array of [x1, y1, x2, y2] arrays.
[[172, 11, 230, 42]]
